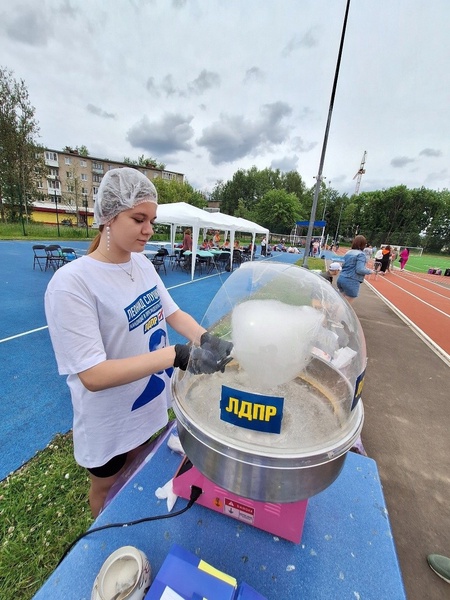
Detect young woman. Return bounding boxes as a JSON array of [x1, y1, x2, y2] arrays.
[[399, 247, 410, 271], [337, 235, 374, 303], [182, 228, 193, 251], [45, 168, 232, 516]]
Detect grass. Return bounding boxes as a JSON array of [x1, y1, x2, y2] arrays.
[[395, 253, 450, 273], [0, 222, 96, 240], [0, 415, 175, 600], [0, 433, 92, 600]]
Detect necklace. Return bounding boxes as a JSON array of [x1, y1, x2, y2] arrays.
[[96, 250, 135, 281]]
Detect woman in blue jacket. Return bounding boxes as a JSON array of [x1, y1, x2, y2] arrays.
[[337, 235, 374, 303]]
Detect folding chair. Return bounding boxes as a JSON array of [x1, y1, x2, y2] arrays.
[[61, 247, 78, 262], [152, 252, 167, 275], [196, 255, 210, 274], [232, 250, 243, 269], [45, 245, 64, 271], [172, 250, 187, 271], [215, 252, 232, 273], [32, 244, 47, 271]]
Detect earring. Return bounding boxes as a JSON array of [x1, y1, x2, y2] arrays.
[[106, 225, 111, 252]]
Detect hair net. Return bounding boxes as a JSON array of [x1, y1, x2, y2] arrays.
[[94, 167, 158, 225]]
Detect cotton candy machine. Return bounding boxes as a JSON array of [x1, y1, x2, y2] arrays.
[[171, 262, 366, 539]]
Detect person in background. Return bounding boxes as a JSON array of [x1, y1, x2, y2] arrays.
[[182, 228, 192, 251], [213, 231, 221, 247], [389, 247, 398, 272], [363, 244, 373, 263], [399, 247, 410, 271], [320, 262, 342, 284], [379, 245, 391, 275], [337, 235, 374, 303], [245, 241, 255, 253], [374, 248, 383, 272], [261, 237, 267, 255], [45, 168, 232, 517]]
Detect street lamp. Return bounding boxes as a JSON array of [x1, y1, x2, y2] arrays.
[[54, 176, 60, 237], [321, 180, 331, 221], [83, 197, 89, 238], [302, 0, 351, 267], [334, 200, 344, 245]]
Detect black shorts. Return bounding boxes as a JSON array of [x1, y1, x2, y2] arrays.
[[87, 452, 128, 478], [86, 436, 152, 478]]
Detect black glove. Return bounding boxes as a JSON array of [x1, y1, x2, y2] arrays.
[[200, 332, 233, 372], [174, 344, 190, 371], [188, 346, 222, 374], [174, 335, 233, 374]]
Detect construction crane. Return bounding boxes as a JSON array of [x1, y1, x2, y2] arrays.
[[353, 151, 367, 195]]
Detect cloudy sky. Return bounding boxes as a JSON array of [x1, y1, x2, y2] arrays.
[[1, 0, 449, 196]]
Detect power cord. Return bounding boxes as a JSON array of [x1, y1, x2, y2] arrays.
[[58, 485, 203, 566]]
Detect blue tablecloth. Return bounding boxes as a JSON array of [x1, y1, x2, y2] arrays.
[[34, 429, 406, 600]]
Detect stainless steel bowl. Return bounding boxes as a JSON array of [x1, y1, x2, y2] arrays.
[[171, 358, 364, 503]]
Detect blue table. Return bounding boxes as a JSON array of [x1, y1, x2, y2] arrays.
[[34, 428, 406, 600], [183, 250, 214, 258]]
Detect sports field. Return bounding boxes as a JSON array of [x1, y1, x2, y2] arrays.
[[396, 253, 450, 274]]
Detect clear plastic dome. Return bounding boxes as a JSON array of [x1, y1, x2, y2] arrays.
[[173, 261, 366, 461]]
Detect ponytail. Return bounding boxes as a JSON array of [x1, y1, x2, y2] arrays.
[[87, 226, 104, 254]]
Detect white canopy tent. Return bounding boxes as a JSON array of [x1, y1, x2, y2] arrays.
[[155, 202, 269, 279]]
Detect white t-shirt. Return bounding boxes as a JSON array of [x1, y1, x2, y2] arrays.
[[45, 252, 179, 468]]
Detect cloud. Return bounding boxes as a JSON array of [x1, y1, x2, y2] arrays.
[[271, 156, 299, 172], [243, 67, 264, 84], [188, 70, 221, 95], [298, 107, 314, 120], [161, 74, 184, 98], [146, 70, 220, 98], [4, 7, 49, 46], [391, 156, 415, 168], [424, 169, 448, 184], [127, 113, 194, 155], [282, 29, 318, 57], [419, 148, 442, 158], [291, 136, 317, 153], [86, 104, 116, 119], [197, 101, 293, 165], [59, 0, 78, 18], [146, 77, 161, 97]]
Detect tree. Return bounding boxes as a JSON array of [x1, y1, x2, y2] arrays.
[[123, 155, 166, 170], [137, 154, 166, 170], [211, 166, 308, 216], [281, 170, 309, 204], [64, 161, 87, 226], [78, 145, 89, 157], [0, 67, 45, 224], [422, 190, 450, 253], [63, 145, 89, 156], [254, 189, 303, 233], [152, 177, 206, 208]]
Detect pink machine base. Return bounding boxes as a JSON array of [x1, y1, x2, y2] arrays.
[[172, 457, 308, 544]]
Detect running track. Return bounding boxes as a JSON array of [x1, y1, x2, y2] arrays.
[[364, 267, 450, 364]]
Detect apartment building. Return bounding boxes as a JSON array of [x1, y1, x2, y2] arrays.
[[32, 148, 184, 227]]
